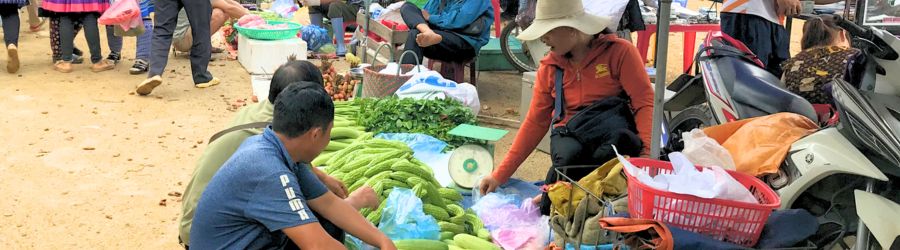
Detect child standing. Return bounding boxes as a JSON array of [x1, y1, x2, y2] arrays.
[[0, 0, 27, 73], [104, 0, 155, 74], [41, 0, 113, 73]]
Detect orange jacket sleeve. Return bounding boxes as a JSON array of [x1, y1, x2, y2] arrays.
[[614, 42, 655, 155], [492, 64, 556, 183]]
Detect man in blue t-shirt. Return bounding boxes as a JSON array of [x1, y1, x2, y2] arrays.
[[190, 82, 396, 249]]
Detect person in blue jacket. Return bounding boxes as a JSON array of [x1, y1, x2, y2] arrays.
[[398, 0, 493, 65], [105, 0, 156, 75]]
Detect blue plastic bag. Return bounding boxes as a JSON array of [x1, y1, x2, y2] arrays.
[[301, 25, 330, 52], [378, 188, 441, 240]]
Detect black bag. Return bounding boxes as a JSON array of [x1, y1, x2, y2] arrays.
[[438, 0, 488, 36]]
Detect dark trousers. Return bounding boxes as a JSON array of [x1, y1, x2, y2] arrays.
[[49, 17, 83, 62], [309, 1, 358, 20], [0, 6, 20, 46], [399, 2, 475, 64], [60, 13, 102, 63], [149, 0, 213, 84], [720, 12, 789, 78]]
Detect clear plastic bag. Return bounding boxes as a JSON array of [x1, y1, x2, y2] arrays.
[[471, 191, 550, 250], [681, 129, 736, 171], [377, 188, 441, 240], [270, 0, 299, 18]]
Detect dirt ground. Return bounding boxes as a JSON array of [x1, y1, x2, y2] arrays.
[[0, 1, 807, 248]]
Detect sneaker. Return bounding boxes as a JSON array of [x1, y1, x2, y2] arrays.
[[91, 60, 115, 72], [136, 75, 163, 95], [129, 59, 149, 75], [7, 44, 19, 73], [194, 77, 220, 88], [106, 52, 121, 65], [54, 61, 73, 73], [71, 54, 84, 64]]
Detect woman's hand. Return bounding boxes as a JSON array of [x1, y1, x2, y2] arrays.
[[479, 175, 503, 195]]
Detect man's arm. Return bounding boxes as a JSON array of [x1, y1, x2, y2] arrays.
[[311, 166, 348, 198], [282, 223, 345, 249], [308, 192, 397, 250]]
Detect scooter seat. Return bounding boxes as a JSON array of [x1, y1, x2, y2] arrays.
[[713, 55, 818, 122]]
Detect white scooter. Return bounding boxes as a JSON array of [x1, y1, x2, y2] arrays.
[[661, 14, 899, 249]]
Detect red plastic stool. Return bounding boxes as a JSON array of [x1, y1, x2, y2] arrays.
[[427, 58, 478, 86]]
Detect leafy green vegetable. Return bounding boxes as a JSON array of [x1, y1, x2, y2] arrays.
[[356, 97, 480, 148]]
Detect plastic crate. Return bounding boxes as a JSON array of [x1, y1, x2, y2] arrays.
[[233, 20, 302, 40], [624, 158, 781, 247]]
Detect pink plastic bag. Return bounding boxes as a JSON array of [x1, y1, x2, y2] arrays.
[[99, 0, 142, 31]]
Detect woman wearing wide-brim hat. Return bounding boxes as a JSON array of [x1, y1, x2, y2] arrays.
[[479, 0, 654, 215]]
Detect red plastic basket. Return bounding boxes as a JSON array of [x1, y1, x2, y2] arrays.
[[624, 158, 781, 247]]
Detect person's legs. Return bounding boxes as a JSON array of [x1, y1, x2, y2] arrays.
[[308, 5, 325, 27], [720, 12, 785, 77], [105, 25, 123, 64], [80, 13, 103, 63], [139, 0, 181, 95], [1, 7, 20, 46], [131, 18, 153, 74], [148, 0, 182, 78], [26, 0, 45, 31], [135, 18, 153, 60], [420, 29, 475, 62], [326, 1, 356, 56], [1, 7, 21, 73], [57, 15, 77, 72], [182, 0, 216, 85], [50, 17, 86, 63], [399, 2, 442, 47]]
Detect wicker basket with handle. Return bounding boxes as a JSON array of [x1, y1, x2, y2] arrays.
[[362, 45, 424, 98]]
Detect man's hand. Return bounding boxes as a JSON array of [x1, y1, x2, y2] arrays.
[[422, 9, 430, 21], [321, 174, 348, 199], [478, 175, 503, 195], [346, 186, 380, 210], [775, 0, 802, 16]]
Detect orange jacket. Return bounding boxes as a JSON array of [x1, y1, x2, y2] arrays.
[[493, 34, 655, 183]]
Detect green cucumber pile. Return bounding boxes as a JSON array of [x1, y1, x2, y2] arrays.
[[320, 100, 497, 249]]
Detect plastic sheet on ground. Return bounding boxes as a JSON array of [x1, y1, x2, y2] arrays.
[[375, 133, 453, 187]]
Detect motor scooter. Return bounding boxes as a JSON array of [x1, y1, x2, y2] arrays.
[[661, 13, 900, 249]]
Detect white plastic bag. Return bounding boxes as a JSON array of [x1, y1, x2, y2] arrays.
[[395, 71, 481, 115], [615, 146, 756, 204], [682, 129, 736, 171]]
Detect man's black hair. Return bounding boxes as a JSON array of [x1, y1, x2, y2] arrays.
[[272, 81, 334, 138], [269, 60, 324, 104]]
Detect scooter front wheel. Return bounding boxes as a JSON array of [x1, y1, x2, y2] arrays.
[[666, 104, 715, 152]]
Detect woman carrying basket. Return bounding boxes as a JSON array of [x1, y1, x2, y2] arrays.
[[479, 0, 654, 215]]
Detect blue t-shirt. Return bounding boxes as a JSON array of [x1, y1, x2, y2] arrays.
[[190, 127, 329, 249]]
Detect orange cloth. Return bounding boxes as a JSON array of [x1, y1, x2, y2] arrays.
[[703, 112, 818, 176], [599, 217, 674, 250], [493, 34, 655, 183]]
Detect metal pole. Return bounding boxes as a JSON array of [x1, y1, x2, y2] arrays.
[[361, 0, 373, 63], [650, 0, 672, 159], [855, 179, 875, 250]]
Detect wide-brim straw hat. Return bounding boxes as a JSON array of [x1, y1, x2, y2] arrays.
[[517, 0, 613, 41]]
